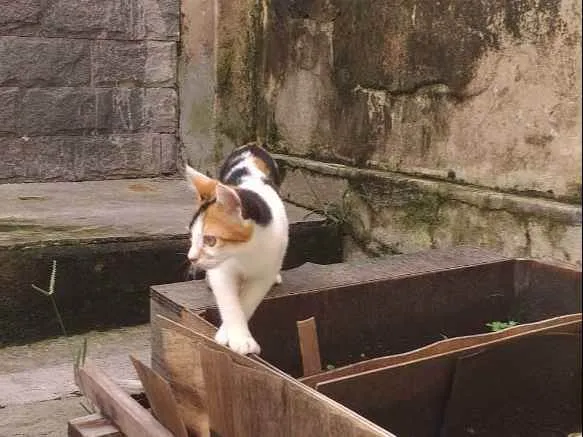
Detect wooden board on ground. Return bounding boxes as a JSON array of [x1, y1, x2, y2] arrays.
[[68, 414, 123, 437], [75, 360, 174, 437]]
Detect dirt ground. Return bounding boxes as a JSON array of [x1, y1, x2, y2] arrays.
[[0, 325, 150, 437]]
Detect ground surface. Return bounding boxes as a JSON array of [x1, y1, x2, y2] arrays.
[[0, 326, 150, 437]]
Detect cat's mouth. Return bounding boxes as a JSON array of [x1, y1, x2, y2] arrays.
[[193, 258, 221, 270]]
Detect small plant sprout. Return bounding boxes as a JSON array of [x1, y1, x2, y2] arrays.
[[31, 260, 88, 371], [486, 320, 519, 332]]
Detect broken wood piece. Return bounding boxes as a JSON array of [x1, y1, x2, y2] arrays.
[[68, 413, 123, 437], [297, 317, 322, 377], [75, 360, 174, 437], [130, 355, 188, 437], [152, 314, 211, 437], [154, 315, 391, 436]]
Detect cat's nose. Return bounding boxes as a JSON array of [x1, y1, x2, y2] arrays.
[[187, 248, 199, 263]]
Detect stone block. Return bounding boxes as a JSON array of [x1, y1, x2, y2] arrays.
[[42, 0, 131, 38], [0, 37, 90, 87], [140, 0, 180, 40], [14, 88, 177, 136], [0, 134, 178, 181], [278, 165, 348, 215], [37, 0, 178, 40], [141, 88, 178, 132], [18, 88, 97, 135], [0, 0, 41, 34], [433, 203, 530, 258], [92, 40, 176, 87], [0, 88, 19, 135], [99, 88, 177, 133], [528, 220, 582, 267]]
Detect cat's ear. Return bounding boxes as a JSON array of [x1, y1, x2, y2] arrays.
[[215, 183, 242, 217], [185, 165, 217, 202]]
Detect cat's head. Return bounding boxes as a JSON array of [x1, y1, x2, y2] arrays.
[[185, 165, 253, 270]]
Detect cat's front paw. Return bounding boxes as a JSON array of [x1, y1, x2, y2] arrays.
[[214, 325, 229, 346], [226, 330, 261, 355], [274, 273, 282, 285], [214, 326, 261, 355]]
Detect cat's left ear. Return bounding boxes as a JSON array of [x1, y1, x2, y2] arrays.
[[215, 184, 242, 217], [185, 165, 217, 203]]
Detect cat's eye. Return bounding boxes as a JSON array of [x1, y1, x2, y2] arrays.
[[203, 235, 217, 247]]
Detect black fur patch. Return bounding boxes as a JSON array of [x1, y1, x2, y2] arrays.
[[223, 167, 250, 186], [218, 142, 281, 188], [188, 198, 216, 230], [248, 143, 281, 187], [236, 188, 272, 226], [218, 154, 245, 182]]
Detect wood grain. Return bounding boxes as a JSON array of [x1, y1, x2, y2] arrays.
[[154, 315, 394, 436], [296, 317, 322, 377], [75, 360, 174, 437], [151, 313, 210, 437], [68, 413, 123, 437], [130, 356, 188, 437]]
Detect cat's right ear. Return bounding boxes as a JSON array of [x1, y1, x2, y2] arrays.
[[185, 165, 217, 203]]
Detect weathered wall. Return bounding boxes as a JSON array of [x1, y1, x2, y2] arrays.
[[0, 0, 180, 182], [187, 0, 582, 265]]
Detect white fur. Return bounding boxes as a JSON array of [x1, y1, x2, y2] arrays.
[[187, 160, 288, 355]]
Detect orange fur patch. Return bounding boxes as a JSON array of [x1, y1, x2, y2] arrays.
[[203, 203, 253, 242], [252, 156, 270, 177]]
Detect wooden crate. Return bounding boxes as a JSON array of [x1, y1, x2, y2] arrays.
[[149, 247, 581, 436], [70, 247, 581, 436]]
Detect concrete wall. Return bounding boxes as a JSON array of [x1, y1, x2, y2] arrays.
[[186, 0, 582, 265], [0, 0, 180, 182]]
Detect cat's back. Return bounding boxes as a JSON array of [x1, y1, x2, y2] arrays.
[[218, 142, 282, 189], [218, 143, 287, 230]]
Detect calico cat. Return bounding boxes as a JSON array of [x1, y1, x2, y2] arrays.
[[185, 143, 289, 355]]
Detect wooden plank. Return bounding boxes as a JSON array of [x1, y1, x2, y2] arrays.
[[316, 320, 581, 436], [154, 315, 393, 436], [301, 313, 582, 387], [75, 360, 174, 437], [181, 308, 217, 337], [441, 333, 582, 436], [130, 356, 188, 437], [319, 354, 456, 437], [68, 414, 123, 437], [199, 346, 236, 437], [152, 247, 511, 312], [230, 358, 289, 437], [297, 317, 322, 376], [150, 313, 210, 437]]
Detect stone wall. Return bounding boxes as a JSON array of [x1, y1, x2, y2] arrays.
[[186, 0, 582, 265], [0, 0, 180, 182]]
